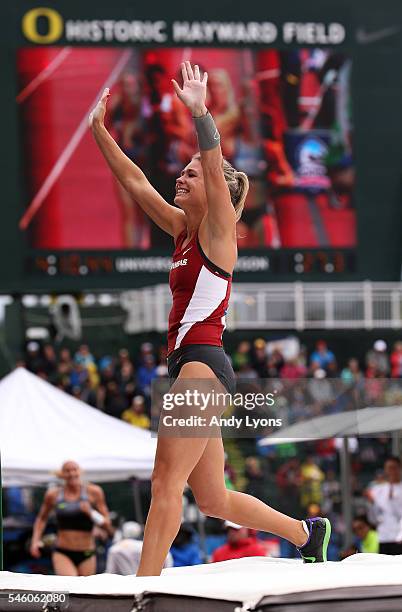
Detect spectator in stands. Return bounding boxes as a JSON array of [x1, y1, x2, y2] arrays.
[[321, 468, 342, 515], [236, 362, 258, 379], [116, 348, 132, 374], [326, 359, 339, 378], [100, 363, 116, 387], [309, 340, 336, 373], [104, 381, 128, 419], [244, 457, 267, 503], [25, 341, 44, 374], [79, 379, 97, 407], [74, 344, 95, 368], [315, 439, 337, 472], [170, 522, 203, 567], [57, 348, 73, 380], [307, 368, 334, 411], [122, 396, 150, 429], [69, 362, 89, 389], [137, 354, 158, 398], [232, 341, 252, 371], [366, 456, 402, 554], [280, 358, 306, 380], [98, 354, 114, 373], [300, 456, 324, 511], [276, 458, 302, 517], [95, 385, 106, 412], [139, 342, 155, 363], [59, 347, 72, 364], [106, 521, 173, 574], [211, 521, 266, 562], [116, 361, 137, 396], [341, 358, 363, 384], [87, 363, 100, 389], [352, 515, 379, 554], [251, 338, 269, 377], [365, 340, 389, 377], [42, 344, 58, 381], [266, 348, 285, 378], [390, 341, 402, 378]]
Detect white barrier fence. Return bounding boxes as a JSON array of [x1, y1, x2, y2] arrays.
[[120, 282, 402, 333]]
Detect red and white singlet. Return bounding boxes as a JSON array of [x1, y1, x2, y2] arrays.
[[167, 230, 232, 354]]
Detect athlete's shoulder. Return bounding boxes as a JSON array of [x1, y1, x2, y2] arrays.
[[44, 487, 59, 504], [87, 482, 105, 499]]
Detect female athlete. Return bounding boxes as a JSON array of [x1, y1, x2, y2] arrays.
[[30, 460, 111, 576], [89, 61, 331, 576]]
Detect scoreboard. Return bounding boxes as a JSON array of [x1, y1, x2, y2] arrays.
[[1, 0, 401, 291]]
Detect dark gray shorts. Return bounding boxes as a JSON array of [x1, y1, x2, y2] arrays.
[[167, 344, 236, 396]]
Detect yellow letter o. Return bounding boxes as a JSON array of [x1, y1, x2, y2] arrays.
[[22, 7, 63, 44]]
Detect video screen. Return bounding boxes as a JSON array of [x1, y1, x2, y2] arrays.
[[17, 47, 356, 251]]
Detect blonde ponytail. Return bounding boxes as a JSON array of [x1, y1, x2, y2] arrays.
[[233, 171, 249, 221], [222, 159, 249, 222]]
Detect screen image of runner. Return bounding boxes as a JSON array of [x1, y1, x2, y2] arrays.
[[17, 47, 356, 251]]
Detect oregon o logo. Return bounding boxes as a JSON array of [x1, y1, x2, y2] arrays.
[[22, 7, 63, 44]]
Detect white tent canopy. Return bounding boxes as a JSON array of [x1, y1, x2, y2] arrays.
[[0, 368, 157, 486]]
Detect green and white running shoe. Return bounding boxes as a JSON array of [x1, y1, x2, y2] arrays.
[[297, 517, 331, 563]]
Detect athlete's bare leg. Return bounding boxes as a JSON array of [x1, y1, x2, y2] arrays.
[[137, 363, 307, 576], [188, 436, 307, 546], [77, 554, 96, 576], [136, 361, 219, 576], [51, 551, 79, 577]]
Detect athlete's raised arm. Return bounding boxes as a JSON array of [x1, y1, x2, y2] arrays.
[[89, 88, 186, 239], [172, 62, 243, 244]]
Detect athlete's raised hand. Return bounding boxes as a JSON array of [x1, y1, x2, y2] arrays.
[[88, 87, 110, 129], [172, 61, 208, 117]]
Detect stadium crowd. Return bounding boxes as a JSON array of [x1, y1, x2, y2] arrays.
[[16, 336, 402, 562]]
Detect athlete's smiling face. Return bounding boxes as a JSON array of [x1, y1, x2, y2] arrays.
[[61, 461, 81, 486], [174, 156, 207, 213]]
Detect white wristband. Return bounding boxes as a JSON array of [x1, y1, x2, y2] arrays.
[[90, 509, 105, 526]]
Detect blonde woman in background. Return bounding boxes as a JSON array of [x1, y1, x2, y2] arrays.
[[30, 460, 111, 576]]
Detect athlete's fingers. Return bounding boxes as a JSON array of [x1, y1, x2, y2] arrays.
[[202, 71, 208, 86], [194, 64, 200, 80], [181, 62, 188, 83], [172, 79, 182, 97], [101, 87, 110, 104], [186, 60, 194, 80]]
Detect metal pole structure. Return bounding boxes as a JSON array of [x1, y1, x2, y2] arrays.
[[340, 437, 353, 548]]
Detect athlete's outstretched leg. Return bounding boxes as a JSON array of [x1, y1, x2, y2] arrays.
[[188, 436, 308, 547]]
